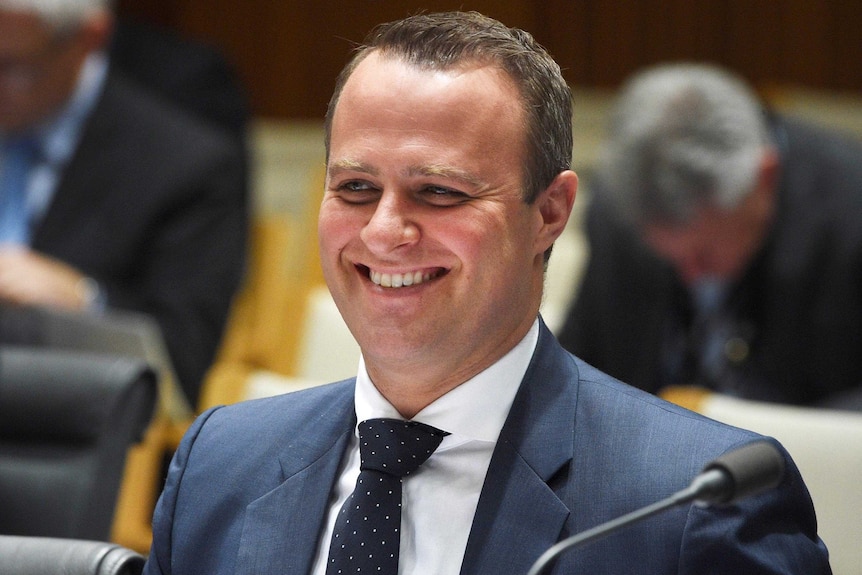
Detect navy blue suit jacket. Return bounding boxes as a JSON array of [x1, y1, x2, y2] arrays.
[[144, 321, 830, 574]]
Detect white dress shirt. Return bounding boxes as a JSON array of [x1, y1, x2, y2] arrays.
[[311, 319, 540, 575]]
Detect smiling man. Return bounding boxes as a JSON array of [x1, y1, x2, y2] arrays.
[[144, 12, 830, 575], [319, 49, 566, 419]]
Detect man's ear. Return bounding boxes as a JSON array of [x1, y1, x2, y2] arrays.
[[756, 148, 779, 197], [751, 148, 779, 214], [535, 170, 578, 255], [79, 10, 114, 52]]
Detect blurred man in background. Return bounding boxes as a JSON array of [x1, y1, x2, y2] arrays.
[[558, 62, 862, 410], [0, 0, 248, 407]]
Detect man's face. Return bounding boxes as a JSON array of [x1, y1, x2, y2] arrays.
[[320, 52, 565, 395], [642, 185, 774, 285], [0, 10, 87, 132]]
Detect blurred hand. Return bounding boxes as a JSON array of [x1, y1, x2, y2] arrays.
[[0, 246, 94, 310]]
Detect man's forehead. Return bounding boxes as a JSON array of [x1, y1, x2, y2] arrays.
[[340, 51, 519, 114]]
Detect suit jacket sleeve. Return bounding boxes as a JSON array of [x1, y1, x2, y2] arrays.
[[144, 407, 218, 575]]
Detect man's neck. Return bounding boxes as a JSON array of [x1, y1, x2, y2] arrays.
[[362, 317, 540, 419]]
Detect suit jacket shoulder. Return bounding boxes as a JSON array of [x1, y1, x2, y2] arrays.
[[147, 380, 357, 575], [110, 19, 250, 140]]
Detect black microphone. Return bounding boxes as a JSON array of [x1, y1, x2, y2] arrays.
[[526, 440, 785, 575]]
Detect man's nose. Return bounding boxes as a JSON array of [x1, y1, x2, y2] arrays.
[[360, 192, 420, 253]]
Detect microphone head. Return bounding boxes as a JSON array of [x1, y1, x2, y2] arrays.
[[697, 440, 785, 505]]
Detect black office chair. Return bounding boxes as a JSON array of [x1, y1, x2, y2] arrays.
[[0, 535, 144, 575], [0, 346, 157, 540]]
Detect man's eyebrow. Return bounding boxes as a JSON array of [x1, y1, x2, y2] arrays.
[[327, 160, 485, 188], [408, 165, 484, 187], [327, 159, 378, 177]]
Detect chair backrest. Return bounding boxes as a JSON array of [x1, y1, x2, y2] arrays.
[[0, 346, 157, 541], [0, 535, 144, 575]]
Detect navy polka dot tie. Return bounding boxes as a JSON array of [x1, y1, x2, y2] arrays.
[[326, 418, 448, 574]]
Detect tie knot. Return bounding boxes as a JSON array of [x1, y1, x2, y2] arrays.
[[358, 418, 448, 478]]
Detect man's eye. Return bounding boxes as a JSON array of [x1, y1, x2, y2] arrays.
[[422, 186, 470, 205], [333, 181, 379, 203], [340, 181, 372, 192]]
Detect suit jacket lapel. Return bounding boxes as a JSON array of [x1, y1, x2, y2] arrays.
[[236, 386, 357, 575], [32, 72, 120, 249], [462, 321, 581, 574]]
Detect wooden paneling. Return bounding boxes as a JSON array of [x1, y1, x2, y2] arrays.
[[833, 2, 862, 90], [116, 0, 862, 120]]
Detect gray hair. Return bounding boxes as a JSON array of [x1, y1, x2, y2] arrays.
[[0, 0, 112, 32], [597, 63, 773, 226]]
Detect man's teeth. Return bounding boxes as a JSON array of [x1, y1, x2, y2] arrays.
[[370, 270, 434, 288]]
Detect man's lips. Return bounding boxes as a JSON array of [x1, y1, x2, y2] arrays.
[[356, 265, 447, 288]]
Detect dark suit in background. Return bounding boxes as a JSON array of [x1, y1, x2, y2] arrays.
[[31, 69, 248, 407], [558, 115, 862, 409], [144, 323, 829, 574]]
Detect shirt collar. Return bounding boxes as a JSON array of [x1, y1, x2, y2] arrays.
[[354, 318, 540, 443], [1, 52, 109, 161]]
